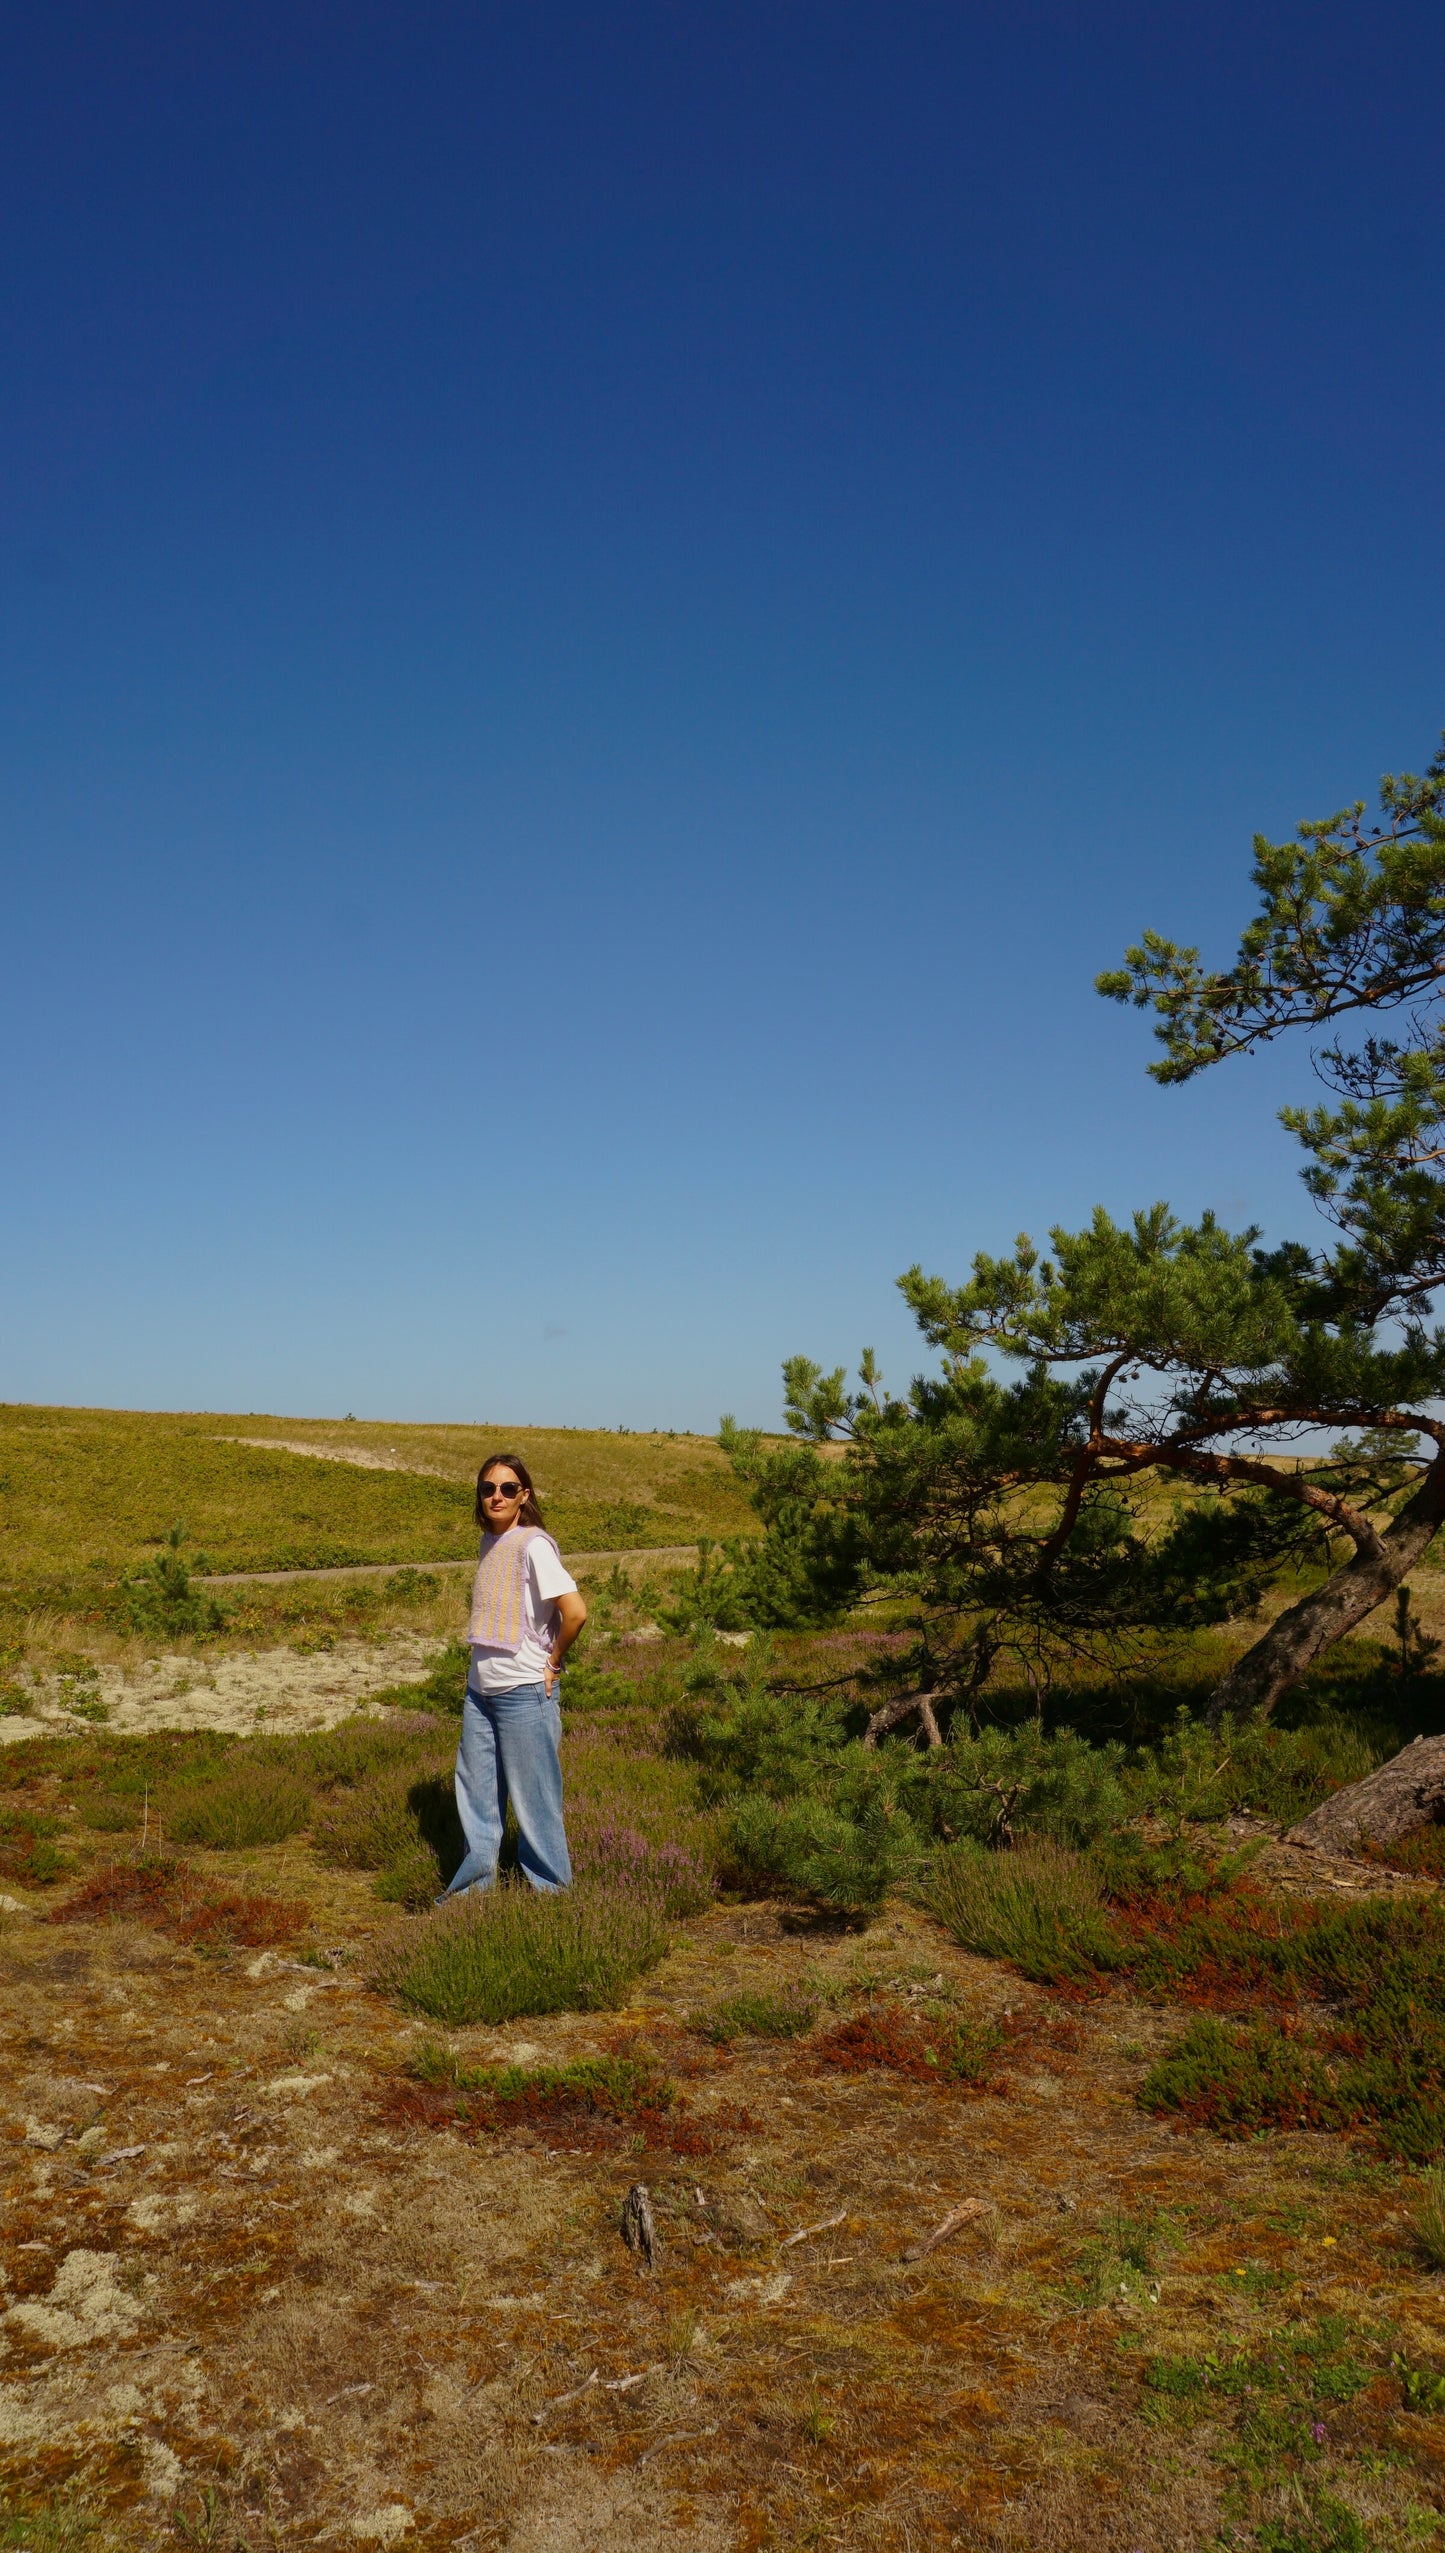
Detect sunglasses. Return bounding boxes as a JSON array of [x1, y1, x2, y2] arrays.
[[482, 1479, 523, 1500]]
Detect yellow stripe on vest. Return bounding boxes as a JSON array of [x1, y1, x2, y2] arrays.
[[466, 1526, 558, 1651]]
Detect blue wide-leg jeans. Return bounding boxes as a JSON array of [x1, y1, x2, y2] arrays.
[[446, 1682, 572, 1895]]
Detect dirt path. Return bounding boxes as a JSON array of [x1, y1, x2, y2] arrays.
[[198, 1545, 700, 1588]]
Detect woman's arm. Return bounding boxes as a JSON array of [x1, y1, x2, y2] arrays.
[[545, 1590, 588, 1695]]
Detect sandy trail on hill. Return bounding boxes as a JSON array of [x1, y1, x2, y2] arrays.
[[215, 1434, 450, 1476], [1, 1632, 447, 1749]]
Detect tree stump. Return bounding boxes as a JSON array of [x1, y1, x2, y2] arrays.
[[1284, 1733, 1445, 1857]]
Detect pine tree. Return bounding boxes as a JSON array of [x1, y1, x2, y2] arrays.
[[760, 736, 1445, 1725]]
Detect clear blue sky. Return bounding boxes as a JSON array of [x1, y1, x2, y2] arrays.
[[4, 1, 1443, 1429]]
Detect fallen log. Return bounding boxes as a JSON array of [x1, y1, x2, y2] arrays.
[[1285, 1733, 1445, 1858]]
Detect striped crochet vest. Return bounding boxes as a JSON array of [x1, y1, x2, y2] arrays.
[[466, 1525, 560, 1651]]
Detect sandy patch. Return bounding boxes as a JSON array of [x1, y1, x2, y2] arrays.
[[2, 1632, 446, 1747], [217, 1435, 448, 1477]]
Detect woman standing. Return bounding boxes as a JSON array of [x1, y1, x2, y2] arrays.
[[444, 1454, 587, 1897]]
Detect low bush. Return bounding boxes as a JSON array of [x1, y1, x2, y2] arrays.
[[164, 1766, 313, 1850], [1130, 1707, 1379, 1831], [1136, 1892, 1445, 2158], [305, 1725, 459, 1905], [1093, 1828, 1260, 1914], [311, 1765, 430, 1870], [374, 1880, 671, 2025], [385, 2043, 710, 2151], [928, 1838, 1125, 1987], [726, 1783, 917, 1917], [413, 2040, 676, 2118], [673, 1645, 851, 1804], [371, 1639, 471, 1716], [1363, 1822, 1445, 1878], [0, 1806, 66, 1886], [1140, 2013, 1340, 2138], [675, 1650, 1136, 1910], [74, 1788, 142, 1832], [695, 1984, 821, 2043]]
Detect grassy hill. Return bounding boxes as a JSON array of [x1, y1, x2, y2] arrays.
[[0, 1403, 759, 1608]]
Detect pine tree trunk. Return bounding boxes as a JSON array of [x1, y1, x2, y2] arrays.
[[1207, 1458, 1445, 1726], [1285, 1734, 1445, 1856]]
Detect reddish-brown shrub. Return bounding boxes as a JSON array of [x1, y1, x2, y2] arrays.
[[51, 1856, 307, 1949], [813, 2003, 1005, 2089]]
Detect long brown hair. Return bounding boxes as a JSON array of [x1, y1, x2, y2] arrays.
[[474, 1451, 546, 1531]]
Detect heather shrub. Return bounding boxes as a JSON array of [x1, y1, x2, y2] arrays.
[[291, 1715, 449, 1789], [370, 1639, 471, 1717], [164, 1765, 313, 1850], [75, 1790, 142, 1832], [373, 1843, 448, 1908], [695, 1984, 821, 2043], [311, 1758, 458, 1898], [569, 1813, 713, 1915], [928, 1837, 1125, 1987], [375, 1881, 671, 2025]]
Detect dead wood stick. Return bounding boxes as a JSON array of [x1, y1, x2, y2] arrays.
[[780, 2210, 848, 2249], [902, 2199, 988, 2262], [531, 2370, 598, 2422], [621, 2182, 659, 2266], [637, 2422, 719, 2466]]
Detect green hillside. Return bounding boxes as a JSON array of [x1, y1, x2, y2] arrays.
[[0, 1404, 759, 1604]]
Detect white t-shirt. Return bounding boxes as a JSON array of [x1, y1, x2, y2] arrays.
[[467, 1535, 579, 1695]]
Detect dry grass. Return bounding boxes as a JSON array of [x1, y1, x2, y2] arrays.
[[5, 1792, 1445, 2551]]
